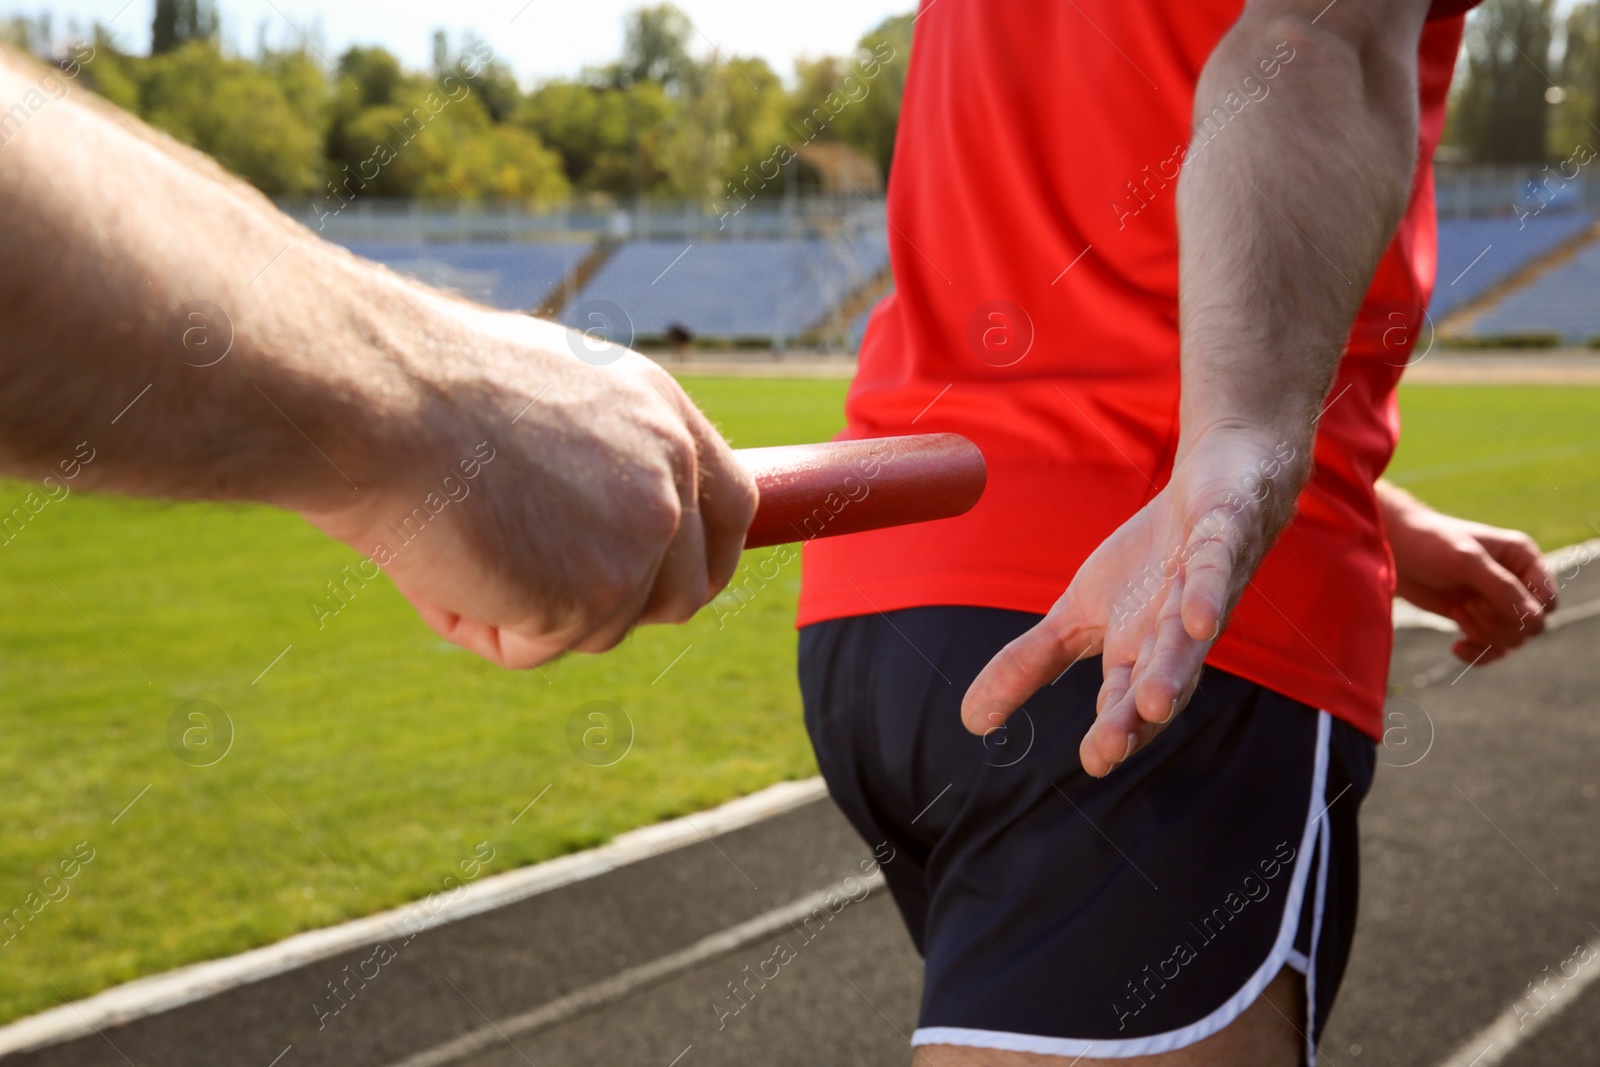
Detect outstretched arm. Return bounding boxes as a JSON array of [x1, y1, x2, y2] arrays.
[[0, 45, 755, 665], [962, 0, 1442, 774]]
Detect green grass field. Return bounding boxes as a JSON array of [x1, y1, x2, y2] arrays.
[[1388, 385, 1600, 551], [0, 379, 1596, 1025]]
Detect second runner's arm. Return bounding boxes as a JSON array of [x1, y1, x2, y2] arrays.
[[962, 0, 1440, 773]]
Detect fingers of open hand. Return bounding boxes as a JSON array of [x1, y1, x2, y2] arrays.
[[961, 594, 1099, 736], [1179, 519, 1237, 641], [1082, 580, 1209, 777], [1131, 582, 1211, 724]]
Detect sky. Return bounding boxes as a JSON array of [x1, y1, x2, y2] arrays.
[[1, 0, 914, 83]]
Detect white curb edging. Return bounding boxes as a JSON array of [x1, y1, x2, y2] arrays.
[[0, 776, 829, 1057], [8, 540, 1597, 1057], [1392, 537, 1600, 632]]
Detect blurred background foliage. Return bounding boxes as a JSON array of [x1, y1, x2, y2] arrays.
[[6, 1, 1600, 199], [1445, 0, 1600, 165], [0, 0, 912, 206]]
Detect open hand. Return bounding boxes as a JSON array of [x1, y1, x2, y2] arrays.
[[960, 427, 1304, 777]]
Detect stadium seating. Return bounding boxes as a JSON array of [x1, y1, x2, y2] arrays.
[[1468, 238, 1600, 342], [850, 293, 888, 352], [1429, 211, 1594, 320], [567, 234, 890, 341], [335, 241, 591, 311]]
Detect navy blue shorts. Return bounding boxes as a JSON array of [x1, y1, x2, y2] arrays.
[[799, 606, 1375, 1061]]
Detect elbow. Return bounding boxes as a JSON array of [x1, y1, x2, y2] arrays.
[[1232, 7, 1420, 204]]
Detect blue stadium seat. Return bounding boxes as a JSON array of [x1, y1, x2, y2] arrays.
[[1429, 212, 1594, 320], [566, 234, 890, 341], [850, 292, 889, 353], [334, 241, 591, 311], [1469, 237, 1600, 342]]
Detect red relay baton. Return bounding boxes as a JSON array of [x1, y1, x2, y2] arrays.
[[735, 433, 987, 549]]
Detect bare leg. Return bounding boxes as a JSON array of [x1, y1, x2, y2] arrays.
[[914, 966, 1306, 1067]]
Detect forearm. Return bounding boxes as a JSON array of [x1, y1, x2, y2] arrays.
[[1175, 2, 1428, 480], [0, 47, 535, 514], [1375, 477, 1419, 521]]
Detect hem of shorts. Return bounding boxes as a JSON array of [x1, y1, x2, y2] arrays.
[[1304, 796, 1334, 1067], [910, 711, 1332, 1059]]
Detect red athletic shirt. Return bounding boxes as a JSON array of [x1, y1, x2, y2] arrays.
[[797, 2, 1469, 739]]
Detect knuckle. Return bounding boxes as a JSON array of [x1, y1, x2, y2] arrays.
[[633, 465, 686, 547], [727, 466, 759, 522]]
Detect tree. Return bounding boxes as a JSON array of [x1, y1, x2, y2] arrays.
[[1553, 1, 1600, 155], [784, 14, 912, 180], [58, 2, 916, 208], [453, 34, 522, 124], [323, 45, 568, 206], [832, 14, 912, 178], [337, 45, 404, 108], [518, 77, 674, 197], [618, 5, 695, 90], [1, 14, 51, 51], [150, 0, 216, 56], [137, 41, 323, 195], [716, 56, 787, 186], [1449, 0, 1556, 163]]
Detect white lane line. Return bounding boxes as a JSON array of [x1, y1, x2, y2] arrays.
[[1394, 537, 1600, 632], [0, 777, 829, 1058], [383, 870, 885, 1067], [1548, 598, 1600, 631], [1434, 933, 1600, 1067]]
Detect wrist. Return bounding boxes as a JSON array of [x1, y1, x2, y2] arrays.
[[1174, 420, 1311, 489], [240, 255, 454, 517], [1167, 422, 1310, 554]]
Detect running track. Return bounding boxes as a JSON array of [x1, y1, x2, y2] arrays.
[[5, 559, 1599, 1067]]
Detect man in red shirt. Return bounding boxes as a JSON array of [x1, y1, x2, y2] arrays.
[[0, 3, 1557, 1061], [799, 0, 1556, 1062]]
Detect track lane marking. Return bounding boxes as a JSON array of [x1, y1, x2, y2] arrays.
[[1434, 933, 1600, 1067], [384, 871, 886, 1067], [0, 778, 828, 1057]]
